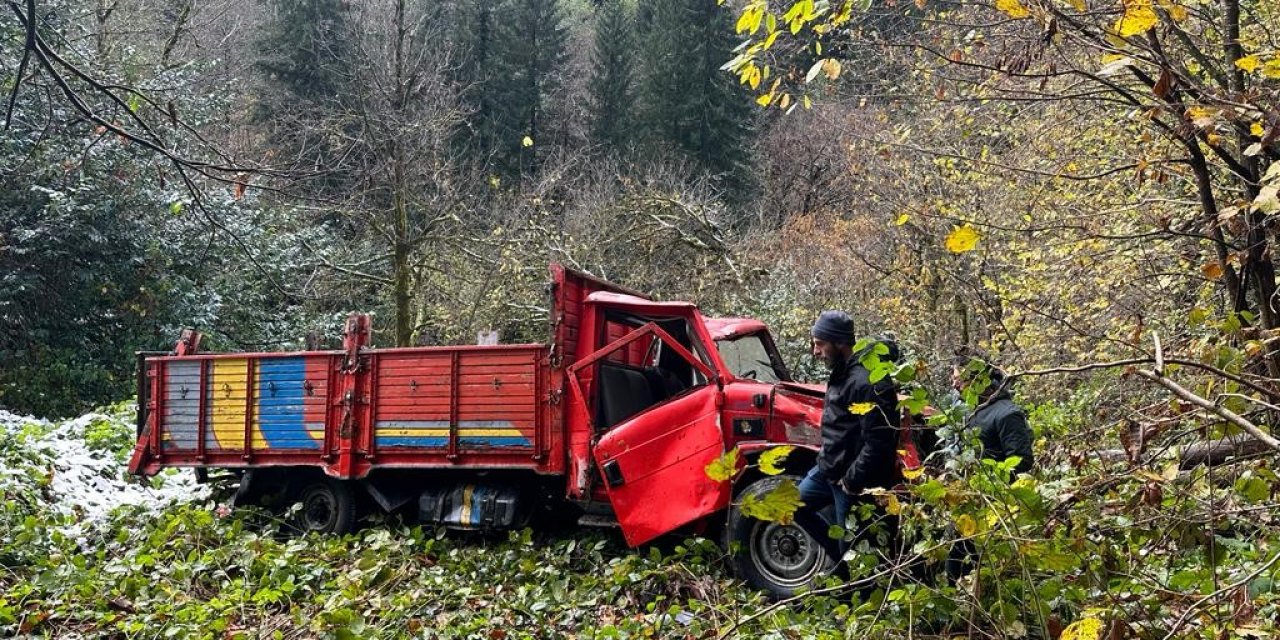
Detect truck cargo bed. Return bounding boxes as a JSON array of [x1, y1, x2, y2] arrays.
[[130, 344, 557, 478]]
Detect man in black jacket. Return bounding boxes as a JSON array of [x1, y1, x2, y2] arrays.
[[946, 356, 1034, 580], [793, 310, 902, 565], [952, 357, 1034, 474]]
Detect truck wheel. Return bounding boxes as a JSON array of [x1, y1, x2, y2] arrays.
[[293, 478, 356, 535], [725, 475, 835, 600]]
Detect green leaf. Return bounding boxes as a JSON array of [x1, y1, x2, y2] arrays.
[[758, 446, 795, 475], [1235, 476, 1270, 503], [915, 479, 947, 503], [740, 479, 803, 524], [705, 448, 741, 482]]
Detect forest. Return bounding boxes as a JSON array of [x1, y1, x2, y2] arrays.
[[1, 0, 1279, 637]]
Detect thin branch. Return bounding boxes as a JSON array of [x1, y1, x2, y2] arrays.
[[1135, 369, 1280, 452], [1161, 549, 1280, 640], [3, 0, 34, 130]]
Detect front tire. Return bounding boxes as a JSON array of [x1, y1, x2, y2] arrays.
[[725, 475, 835, 600]]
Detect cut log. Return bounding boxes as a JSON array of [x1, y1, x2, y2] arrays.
[[1092, 434, 1276, 468]]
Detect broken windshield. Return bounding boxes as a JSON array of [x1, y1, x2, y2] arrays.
[[716, 333, 787, 383]]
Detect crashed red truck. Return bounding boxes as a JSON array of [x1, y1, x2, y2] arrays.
[[128, 264, 920, 597]]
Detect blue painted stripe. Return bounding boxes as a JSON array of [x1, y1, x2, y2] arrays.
[[375, 436, 532, 448], [470, 485, 486, 525], [256, 357, 307, 448], [376, 437, 449, 447]]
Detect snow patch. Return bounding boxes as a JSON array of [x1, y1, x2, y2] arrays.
[[0, 408, 210, 521]]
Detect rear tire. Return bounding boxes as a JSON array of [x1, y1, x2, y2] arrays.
[[724, 475, 835, 600], [292, 478, 357, 535]]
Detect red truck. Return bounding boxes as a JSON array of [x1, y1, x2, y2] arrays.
[[129, 264, 917, 597]]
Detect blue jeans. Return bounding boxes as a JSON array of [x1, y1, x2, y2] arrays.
[[794, 466, 855, 561]]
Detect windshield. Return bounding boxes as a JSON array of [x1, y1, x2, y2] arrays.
[[716, 333, 786, 383]]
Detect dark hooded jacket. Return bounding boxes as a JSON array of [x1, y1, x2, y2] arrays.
[[817, 341, 902, 492], [969, 388, 1034, 475]]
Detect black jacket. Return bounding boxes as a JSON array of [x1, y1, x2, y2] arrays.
[[969, 390, 1034, 474], [817, 344, 902, 492]]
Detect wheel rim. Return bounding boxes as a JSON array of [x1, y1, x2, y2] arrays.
[[747, 520, 828, 589], [301, 488, 336, 531]]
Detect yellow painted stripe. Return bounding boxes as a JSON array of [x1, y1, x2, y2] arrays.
[[210, 358, 248, 449], [460, 485, 474, 524], [251, 364, 267, 449]]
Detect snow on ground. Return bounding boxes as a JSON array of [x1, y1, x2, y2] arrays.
[[0, 408, 210, 522]]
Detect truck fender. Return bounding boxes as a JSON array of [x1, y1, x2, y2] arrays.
[[732, 443, 819, 496]]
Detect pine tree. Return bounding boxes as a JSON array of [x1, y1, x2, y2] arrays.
[[639, 0, 754, 199], [256, 0, 352, 104], [587, 0, 637, 154], [685, 0, 754, 196], [254, 0, 357, 194], [492, 0, 568, 178], [450, 0, 503, 166]]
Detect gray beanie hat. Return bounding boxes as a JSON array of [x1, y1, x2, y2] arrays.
[[811, 310, 854, 344]]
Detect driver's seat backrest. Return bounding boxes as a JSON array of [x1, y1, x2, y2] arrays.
[[598, 362, 659, 429]]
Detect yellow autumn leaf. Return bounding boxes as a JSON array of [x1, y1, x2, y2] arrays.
[[1066, 0, 1086, 11], [521, 136, 534, 147], [1252, 122, 1265, 137], [996, 0, 1030, 18], [1235, 55, 1261, 73], [1186, 105, 1215, 128], [705, 447, 741, 482], [822, 58, 842, 80], [944, 224, 981, 253], [894, 213, 909, 225], [1157, 0, 1186, 22], [1114, 0, 1158, 37], [1060, 618, 1105, 640], [848, 402, 875, 415], [779, 93, 792, 110], [884, 494, 902, 515], [758, 445, 796, 475], [756, 93, 773, 107], [902, 466, 925, 480], [740, 479, 804, 524], [1264, 59, 1280, 80], [956, 514, 978, 537]]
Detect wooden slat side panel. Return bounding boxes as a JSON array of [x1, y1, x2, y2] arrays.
[[160, 360, 201, 450], [372, 349, 540, 450]]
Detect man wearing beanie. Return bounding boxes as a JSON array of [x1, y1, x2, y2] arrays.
[[793, 310, 902, 571]]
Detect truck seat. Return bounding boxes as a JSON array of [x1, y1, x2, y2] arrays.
[[598, 362, 663, 429]]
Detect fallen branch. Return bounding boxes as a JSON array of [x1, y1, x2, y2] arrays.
[[1135, 369, 1280, 452], [1092, 434, 1276, 468], [1012, 357, 1280, 404]]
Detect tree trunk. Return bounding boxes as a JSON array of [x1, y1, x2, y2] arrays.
[[1093, 434, 1274, 468], [391, 0, 413, 348]]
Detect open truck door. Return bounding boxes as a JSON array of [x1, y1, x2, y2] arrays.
[[568, 322, 731, 546]]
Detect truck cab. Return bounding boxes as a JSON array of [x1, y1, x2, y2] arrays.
[[559, 284, 855, 597]]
